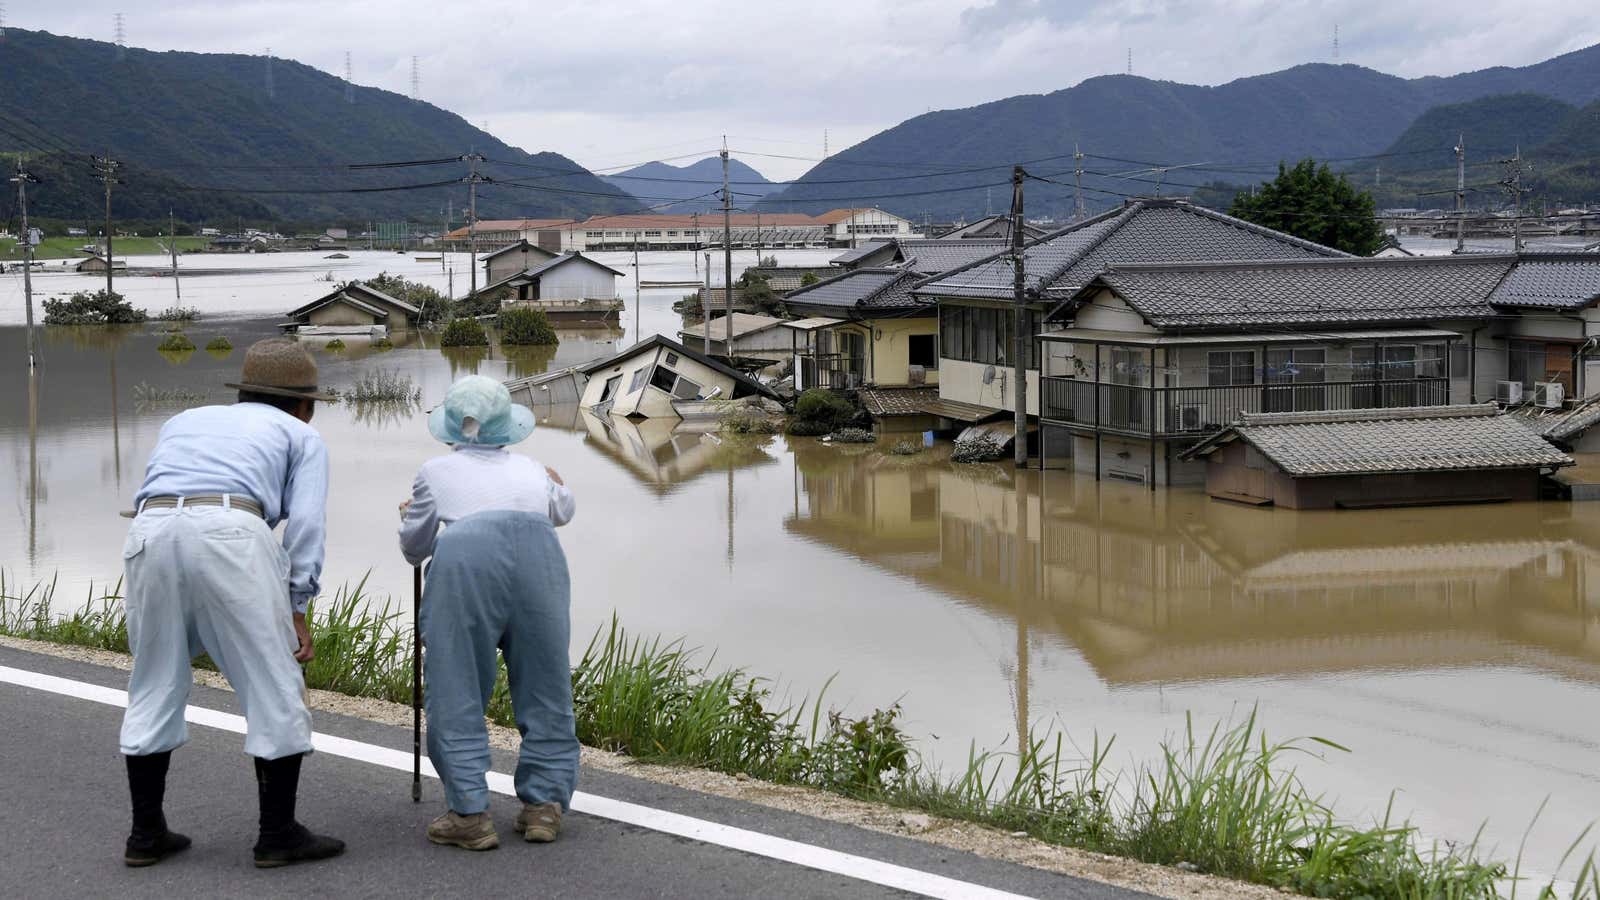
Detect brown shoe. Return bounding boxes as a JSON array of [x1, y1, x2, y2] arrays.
[[427, 811, 499, 851], [516, 802, 562, 843]]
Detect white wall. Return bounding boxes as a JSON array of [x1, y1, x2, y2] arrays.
[[938, 358, 1040, 416], [540, 259, 619, 300]]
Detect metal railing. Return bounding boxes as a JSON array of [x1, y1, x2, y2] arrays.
[[1041, 377, 1450, 436]]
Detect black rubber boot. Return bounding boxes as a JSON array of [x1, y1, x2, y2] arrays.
[[124, 752, 192, 867], [251, 753, 346, 868]]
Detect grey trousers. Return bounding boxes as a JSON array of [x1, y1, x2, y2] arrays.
[[421, 510, 577, 815], [120, 506, 312, 760]]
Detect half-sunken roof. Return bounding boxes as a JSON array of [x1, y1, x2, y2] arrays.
[[782, 268, 925, 316], [1072, 254, 1513, 330], [679, 313, 785, 341], [288, 282, 419, 318], [1183, 404, 1573, 477], [1513, 395, 1600, 443], [914, 199, 1346, 302]]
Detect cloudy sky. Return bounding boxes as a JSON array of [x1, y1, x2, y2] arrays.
[[15, 1, 1598, 180]]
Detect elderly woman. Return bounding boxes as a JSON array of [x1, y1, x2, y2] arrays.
[[399, 375, 577, 851]]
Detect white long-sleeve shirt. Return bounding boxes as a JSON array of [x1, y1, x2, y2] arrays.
[[398, 445, 575, 565]]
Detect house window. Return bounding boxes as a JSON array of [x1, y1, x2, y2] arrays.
[[649, 366, 680, 394], [628, 368, 649, 394], [940, 306, 966, 360], [599, 374, 623, 402], [1207, 351, 1254, 386], [644, 230, 662, 238], [671, 376, 702, 400], [1265, 347, 1327, 412], [908, 334, 938, 370], [585, 231, 603, 238], [666, 352, 680, 366]]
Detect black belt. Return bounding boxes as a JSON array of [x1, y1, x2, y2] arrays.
[[122, 494, 265, 519]]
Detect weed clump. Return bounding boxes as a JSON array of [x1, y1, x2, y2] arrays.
[[154, 306, 200, 322], [952, 433, 1005, 463], [324, 338, 347, 351], [497, 306, 559, 346], [789, 388, 857, 436], [204, 336, 232, 352], [889, 439, 922, 455], [345, 369, 421, 404], [372, 337, 395, 352], [43, 289, 147, 325], [439, 318, 489, 347], [719, 405, 781, 435], [157, 332, 196, 352], [825, 427, 876, 444]]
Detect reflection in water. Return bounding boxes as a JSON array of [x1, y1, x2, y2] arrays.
[[157, 348, 195, 366], [578, 410, 776, 495], [27, 370, 38, 566], [788, 449, 1600, 686], [502, 343, 559, 380], [442, 346, 489, 378]]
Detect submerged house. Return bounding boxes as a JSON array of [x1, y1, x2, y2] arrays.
[[75, 255, 127, 273], [281, 282, 421, 336], [1181, 405, 1573, 509], [782, 268, 937, 391], [482, 239, 560, 285], [478, 252, 626, 321], [911, 199, 1348, 434], [576, 334, 780, 418]]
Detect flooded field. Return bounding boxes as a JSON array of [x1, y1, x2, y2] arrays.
[[4, 249, 1600, 878]]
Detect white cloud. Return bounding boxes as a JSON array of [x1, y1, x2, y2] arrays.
[[16, 1, 1597, 180]]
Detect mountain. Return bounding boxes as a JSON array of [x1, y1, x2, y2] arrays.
[[1377, 94, 1576, 173], [600, 158, 781, 213], [0, 28, 638, 226], [758, 45, 1600, 220]]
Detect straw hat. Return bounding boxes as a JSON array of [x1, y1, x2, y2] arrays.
[[224, 338, 337, 402], [428, 375, 535, 446]]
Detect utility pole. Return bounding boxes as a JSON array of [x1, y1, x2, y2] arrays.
[[702, 252, 712, 355], [633, 231, 641, 340], [93, 153, 121, 297], [721, 138, 733, 347], [169, 210, 181, 305], [1454, 134, 1466, 254], [1500, 146, 1529, 253], [463, 152, 485, 294], [1011, 166, 1028, 469], [1073, 144, 1085, 221], [11, 159, 39, 369]]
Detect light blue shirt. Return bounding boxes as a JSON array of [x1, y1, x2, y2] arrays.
[[399, 445, 575, 566], [135, 403, 329, 612]]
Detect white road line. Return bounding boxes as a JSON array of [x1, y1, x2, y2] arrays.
[[0, 664, 1039, 900]]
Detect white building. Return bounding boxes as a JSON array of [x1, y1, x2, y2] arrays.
[[813, 208, 920, 246]]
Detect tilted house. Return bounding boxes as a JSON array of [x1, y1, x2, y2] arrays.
[[577, 335, 780, 419], [282, 282, 421, 337], [911, 199, 1347, 432], [481, 239, 560, 286], [1180, 405, 1572, 509], [781, 268, 936, 391]]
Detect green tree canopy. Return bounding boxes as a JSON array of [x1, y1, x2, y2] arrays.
[[1228, 159, 1385, 256]]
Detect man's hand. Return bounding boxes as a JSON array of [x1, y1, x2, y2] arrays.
[[546, 467, 565, 486], [293, 612, 314, 663]]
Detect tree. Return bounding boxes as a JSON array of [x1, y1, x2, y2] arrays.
[[496, 306, 559, 346], [363, 273, 451, 324], [1228, 159, 1385, 256], [43, 289, 148, 325]]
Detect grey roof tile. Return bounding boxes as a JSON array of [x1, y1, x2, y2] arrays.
[[1087, 255, 1512, 329], [1191, 404, 1572, 476], [913, 200, 1347, 301], [783, 268, 925, 313], [1488, 254, 1600, 309], [1513, 395, 1600, 442]]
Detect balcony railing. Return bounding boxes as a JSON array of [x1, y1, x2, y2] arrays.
[[1041, 377, 1451, 437]]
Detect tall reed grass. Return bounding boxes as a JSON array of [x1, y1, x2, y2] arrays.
[[3, 573, 1597, 899]]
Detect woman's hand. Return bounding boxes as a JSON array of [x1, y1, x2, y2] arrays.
[[292, 612, 314, 663], [398, 498, 412, 519], [546, 467, 565, 486]]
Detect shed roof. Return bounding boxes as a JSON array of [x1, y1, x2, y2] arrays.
[[1067, 254, 1513, 330], [779, 316, 848, 332], [679, 313, 786, 341], [482, 239, 560, 263], [914, 199, 1347, 302], [782, 268, 925, 315], [1183, 404, 1573, 477]]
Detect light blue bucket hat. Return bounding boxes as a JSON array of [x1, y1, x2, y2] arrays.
[[428, 375, 536, 446]]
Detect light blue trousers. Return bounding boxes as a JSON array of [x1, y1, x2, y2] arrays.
[[421, 510, 577, 815], [120, 506, 313, 760]]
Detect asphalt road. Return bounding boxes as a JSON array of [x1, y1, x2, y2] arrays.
[[0, 645, 1153, 900]]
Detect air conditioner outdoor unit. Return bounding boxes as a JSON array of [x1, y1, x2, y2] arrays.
[[907, 365, 927, 387], [1495, 381, 1524, 405], [1176, 403, 1206, 431], [1534, 381, 1565, 409]]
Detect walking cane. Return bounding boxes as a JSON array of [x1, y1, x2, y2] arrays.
[[411, 565, 422, 803]]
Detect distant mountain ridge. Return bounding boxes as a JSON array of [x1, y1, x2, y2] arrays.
[[759, 45, 1600, 219], [0, 28, 638, 225], [601, 158, 781, 213]]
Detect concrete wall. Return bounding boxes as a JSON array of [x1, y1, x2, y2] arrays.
[[486, 244, 557, 284], [1069, 434, 1203, 487], [938, 358, 1040, 416]]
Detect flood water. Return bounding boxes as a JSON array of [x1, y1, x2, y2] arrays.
[[4, 249, 1600, 880]]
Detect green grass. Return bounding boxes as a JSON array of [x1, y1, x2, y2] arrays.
[[4, 573, 1599, 899], [0, 236, 212, 260]]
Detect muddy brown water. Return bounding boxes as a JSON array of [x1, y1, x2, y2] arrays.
[[3, 268, 1600, 880]]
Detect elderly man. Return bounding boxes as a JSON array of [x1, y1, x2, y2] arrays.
[[119, 338, 345, 868]]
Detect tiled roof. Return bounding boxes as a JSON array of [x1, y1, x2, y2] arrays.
[[1185, 404, 1573, 476], [782, 268, 925, 314], [859, 387, 940, 417], [1081, 255, 1512, 329], [897, 239, 1011, 275], [679, 313, 785, 340], [348, 282, 420, 316], [745, 266, 839, 292], [936, 215, 1048, 241], [1487, 253, 1600, 309], [914, 199, 1346, 301], [1513, 395, 1600, 442], [831, 241, 895, 266]]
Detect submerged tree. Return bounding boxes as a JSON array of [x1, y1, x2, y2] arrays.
[[362, 273, 451, 324], [1228, 159, 1385, 256], [43, 289, 148, 325]]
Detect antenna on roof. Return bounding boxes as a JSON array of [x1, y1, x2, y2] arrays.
[[410, 56, 420, 100], [823, 129, 829, 158], [1333, 24, 1340, 61], [114, 13, 125, 61], [344, 51, 354, 104], [264, 48, 274, 99], [1, 3, 8, 41], [1126, 48, 1132, 75]]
